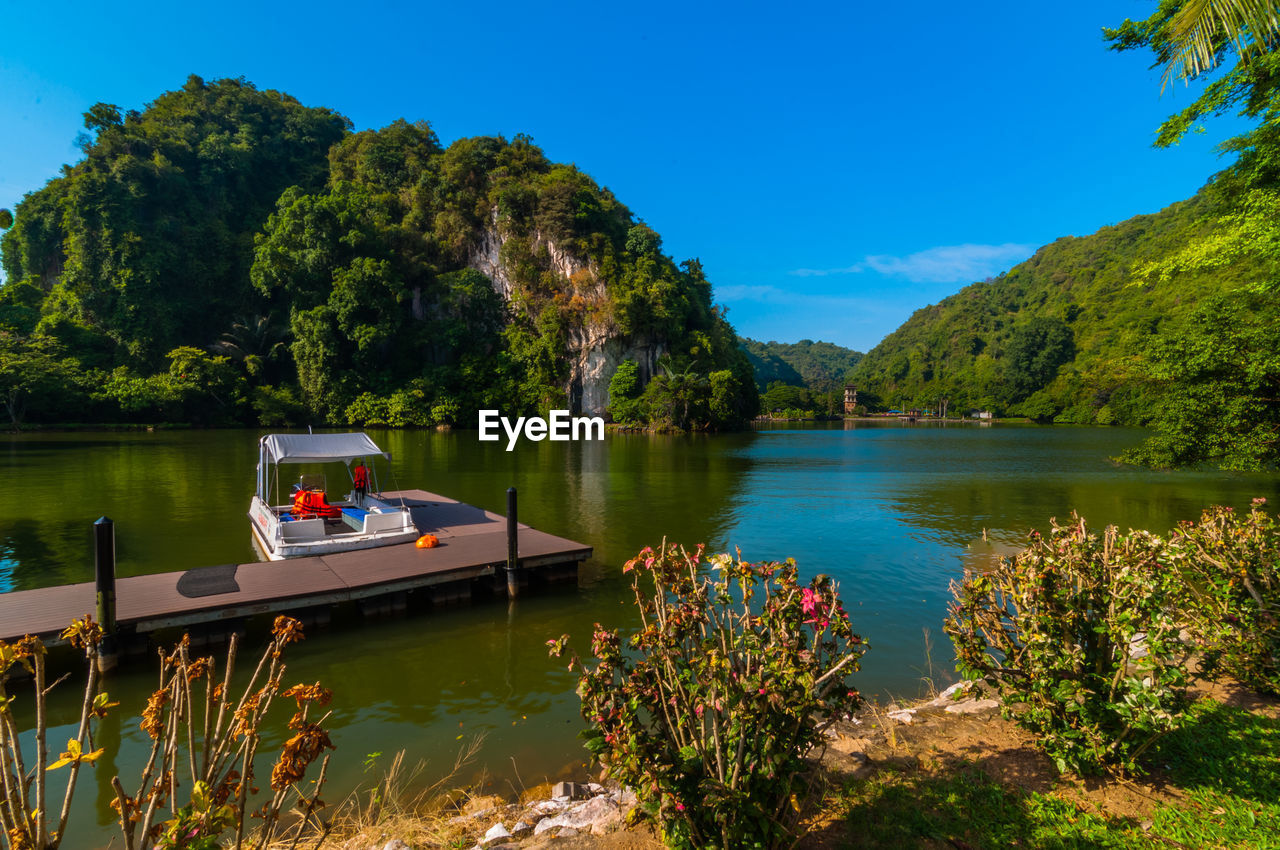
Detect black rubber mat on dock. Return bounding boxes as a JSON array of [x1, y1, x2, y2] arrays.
[[175, 564, 241, 598]]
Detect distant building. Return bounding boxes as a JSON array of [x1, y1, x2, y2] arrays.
[[843, 385, 858, 416], [966, 410, 993, 420]]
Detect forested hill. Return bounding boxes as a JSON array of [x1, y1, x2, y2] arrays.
[[738, 338, 863, 391], [0, 76, 757, 431], [850, 182, 1278, 435]]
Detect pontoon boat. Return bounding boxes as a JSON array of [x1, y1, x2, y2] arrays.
[[249, 433, 418, 560]]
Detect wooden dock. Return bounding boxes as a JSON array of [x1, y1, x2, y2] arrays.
[[0, 490, 591, 644]]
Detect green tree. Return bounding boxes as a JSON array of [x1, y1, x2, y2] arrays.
[[708, 367, 758, 427], [252, 184, 424, 419], [1003, 317, 1076, 402], [761, 381, 811, 414], [210, 314, 289, 379], [0, 279, 45, 334], [641, 360, 711, 430], [607, 359, 644, 424], [167, 345, 247, 424], [2, 76, 349, 365], [1122, 292, 1280, 469], [0, 333, 83, 429], [1015, 389, 1060, 424]]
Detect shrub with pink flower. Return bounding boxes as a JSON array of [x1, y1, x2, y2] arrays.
[[549, 542, 865, 849]]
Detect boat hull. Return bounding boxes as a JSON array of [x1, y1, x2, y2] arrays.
[[249, 496, 419, 561]]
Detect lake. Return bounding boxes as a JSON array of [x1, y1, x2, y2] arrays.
[[2, 422, 1277, 841]]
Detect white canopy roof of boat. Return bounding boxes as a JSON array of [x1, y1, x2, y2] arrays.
[[260, 433, 389, 464]]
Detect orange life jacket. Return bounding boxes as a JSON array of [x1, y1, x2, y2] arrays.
[[291, 489, 341, 518], [353, 463, 369, 490]]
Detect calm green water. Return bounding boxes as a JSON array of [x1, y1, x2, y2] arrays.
[[2, 423, 1277, 842]]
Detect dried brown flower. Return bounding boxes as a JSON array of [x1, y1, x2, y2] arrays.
[[269, 722, 334, 790], [271, 615, 305, 647], [140, 689, 170, 740]]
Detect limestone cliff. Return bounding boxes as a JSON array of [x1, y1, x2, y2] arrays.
[[470, 216, 665, 417]]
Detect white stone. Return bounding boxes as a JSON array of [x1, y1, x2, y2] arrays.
[[926, 681, 974, 708], [590, 804, 624, 835], [480, 823, 511, 845], [380, 841, 413, 850], [533, 794, 620, 835], [944, 698, 1000, 715], [887, 709, 916, 724]]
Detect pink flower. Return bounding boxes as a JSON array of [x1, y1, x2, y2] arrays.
[[801, 587, 829, 626], [676, 802, 685, 812]]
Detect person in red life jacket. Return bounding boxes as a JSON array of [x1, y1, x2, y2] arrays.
[[352, 461, 370, 505]]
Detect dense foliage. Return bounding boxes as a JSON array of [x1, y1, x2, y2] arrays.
[[550, 543, 864, 849], [738, 338, 862, 392], [947, 500, 1280, 775], [945, 516, 1193, 775], [2, 76, 348, 364], [851, 187, 1260, 420], [737, 338, 861, 419], [607, 356, 759, 430], [0, 78, 755, 430], [1169, 501, 1280, 695]]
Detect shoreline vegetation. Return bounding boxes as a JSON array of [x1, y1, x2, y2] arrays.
[[335, 675, 1278, 850], [3, 414, 1085, 435], [4, 501, 1272, 848]]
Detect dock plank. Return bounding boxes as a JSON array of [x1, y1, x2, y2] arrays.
[[0, 489, 590, 643]]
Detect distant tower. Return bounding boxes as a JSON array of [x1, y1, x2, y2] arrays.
[[843, 384, 858, 416]]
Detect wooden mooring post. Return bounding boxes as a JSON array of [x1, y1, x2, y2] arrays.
[[506, 487, 519, 599], [93, 516, 119, 672]]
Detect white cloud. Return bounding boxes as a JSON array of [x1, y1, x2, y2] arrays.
[[790, 263, 865, 278], [789, 242, 1036, 284], [713, 284, 888, 318], [714, 284, 788, 302]]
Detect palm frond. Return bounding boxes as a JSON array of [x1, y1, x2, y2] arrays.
[[1162, 0, 1280, 90]]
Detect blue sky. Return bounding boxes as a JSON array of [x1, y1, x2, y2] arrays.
[[0, 1, 1255, 352]]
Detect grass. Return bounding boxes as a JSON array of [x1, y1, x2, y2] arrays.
[[255, 740, 488, 850], [821, 698, 1280, 849]]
